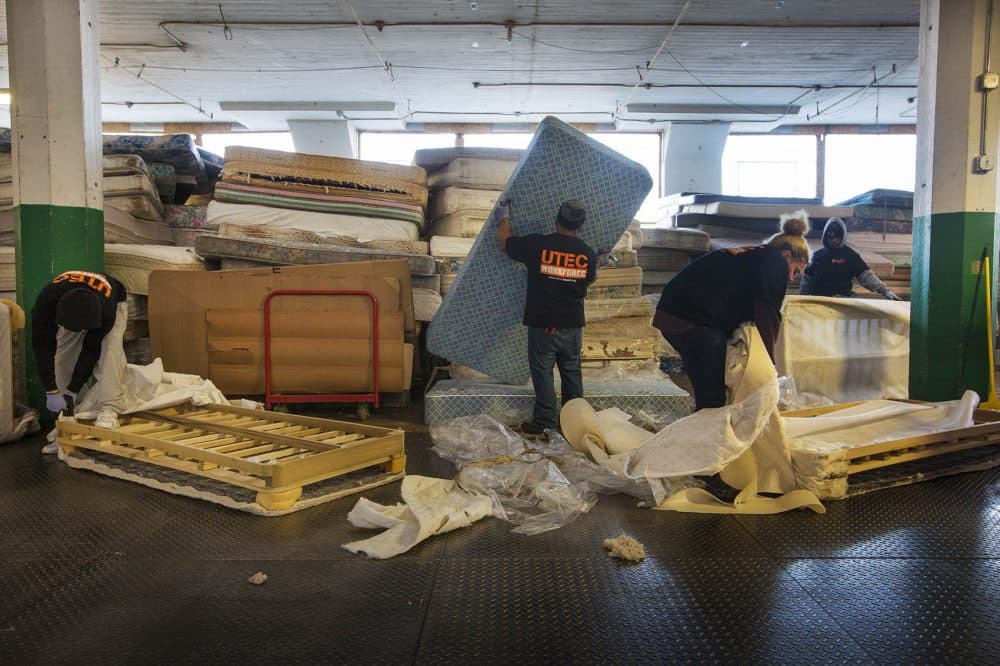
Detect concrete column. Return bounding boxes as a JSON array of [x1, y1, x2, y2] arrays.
[[288, 119, 358, 158], [910, 0, 1000, 400], [660, 122, 730, 195], [6, 0, 104, 411]]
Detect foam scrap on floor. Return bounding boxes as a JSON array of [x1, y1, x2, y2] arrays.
[[603, 534, 646, 562]]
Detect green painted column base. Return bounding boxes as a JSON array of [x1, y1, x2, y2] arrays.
[[909, 211, 996, 401], [14, 204, 103, 422]]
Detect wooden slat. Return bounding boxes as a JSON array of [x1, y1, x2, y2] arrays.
[[135, 411, 358, 453], [58, 420, 273, 477], [849, 437, 1000, 473], [202, 402, 401, 439], [57, 404, 407, 501]]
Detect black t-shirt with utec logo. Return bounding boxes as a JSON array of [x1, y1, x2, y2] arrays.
[[505, 232, 598, 328]]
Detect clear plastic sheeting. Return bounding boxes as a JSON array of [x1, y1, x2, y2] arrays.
[[431, 415, 653, 534]]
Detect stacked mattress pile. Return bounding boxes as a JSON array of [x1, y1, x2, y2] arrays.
[[0, 154, 176, 248], [196, 146, 439, 294], [103, 134, 220, 205], [583, 260, 666, 365], [650, 194, 910, 299], [165, 203, 213, 247], [103, 245, 210, 364], [637, 226, 710, 294], [417, 147, 522, 298], [835, 189, 914, 299]]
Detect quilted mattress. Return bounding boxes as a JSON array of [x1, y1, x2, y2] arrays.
[[429, 235, 475, 258], [413, 287, 443, 322], [214, 180, 425, 226], [424, 376, 689, 425], [584, 296, 654, 323], [640, 226, 710, 253], [207, 201, 420, 243], [427, 158, 519, 191], [103, 244, 209, 295], [427, 186, 501, 222], [414, 146, 524, 171], [427, 116, 652, 384], [429, 211, 490, 238], [195, 234, 437, 276], [637, 247, 696, 272]]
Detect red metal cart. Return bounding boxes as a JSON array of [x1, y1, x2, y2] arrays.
[[263, 289, 380, 419]]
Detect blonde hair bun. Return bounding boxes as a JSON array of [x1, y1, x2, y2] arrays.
[[778, 209, 809, 236]]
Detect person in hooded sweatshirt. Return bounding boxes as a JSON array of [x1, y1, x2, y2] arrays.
[[800, 217, 901, 300]]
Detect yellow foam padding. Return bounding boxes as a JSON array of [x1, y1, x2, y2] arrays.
[[0, 298, 24, 330]]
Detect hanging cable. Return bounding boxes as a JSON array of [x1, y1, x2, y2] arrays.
[[100, 53, 214, 120], [618, 0, 694, 115], [218, 5, 233, 41], [340, 0, 412, 119]]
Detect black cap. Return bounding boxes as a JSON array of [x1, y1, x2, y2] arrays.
[[556, 199, 587, 230], [55, 289, 102, 331]]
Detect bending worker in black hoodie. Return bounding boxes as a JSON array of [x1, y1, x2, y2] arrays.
[[800, 216, 900, 300], [32, 270, 129, 453], [653, 212, 811, 411]]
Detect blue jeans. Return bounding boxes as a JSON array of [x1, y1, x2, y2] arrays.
[[664, 325, 729, 411], [527, 327, 583, 429]]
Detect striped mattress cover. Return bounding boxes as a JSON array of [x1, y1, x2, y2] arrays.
[[214, 180, 425, 226], [207, 201, 420, 243]]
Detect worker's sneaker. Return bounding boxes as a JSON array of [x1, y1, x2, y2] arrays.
[[41, 442, 58, 455], [94, 410, 119, 429], [518, 421, 552, 440]]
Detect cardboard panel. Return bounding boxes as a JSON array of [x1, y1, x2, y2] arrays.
[[206, 309, 407, 394], [149, 261, 415, 394]]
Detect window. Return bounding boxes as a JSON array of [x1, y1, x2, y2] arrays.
[[358, 133, 456, 166], [722, 135, 817, 198], [823, 134, 916, 204], [201, 132, 295, 157]]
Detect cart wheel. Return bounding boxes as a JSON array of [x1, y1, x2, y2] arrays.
[[357, 404, 371, 421], [271, 404, 290, 414]]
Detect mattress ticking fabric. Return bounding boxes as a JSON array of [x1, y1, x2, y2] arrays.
[[207, 201, 420, 243]]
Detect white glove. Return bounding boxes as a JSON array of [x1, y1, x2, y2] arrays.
[[494, 199, 510, 221], [45, 392, 67, 413]]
